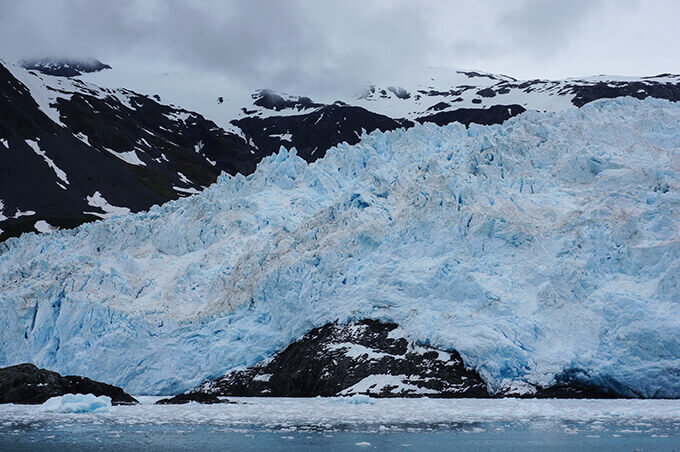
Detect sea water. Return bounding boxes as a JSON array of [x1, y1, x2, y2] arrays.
[[2, 398, 680, 450]]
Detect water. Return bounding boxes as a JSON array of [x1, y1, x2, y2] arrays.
[[2, 398, 680, 451]]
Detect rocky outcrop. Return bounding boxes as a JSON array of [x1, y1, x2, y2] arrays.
[[416, 104, 526, 127], [231, 104, 413, 163], [163, 320, 490, 401], [161, 320, 630, 401], [0, 363, 138, 405]]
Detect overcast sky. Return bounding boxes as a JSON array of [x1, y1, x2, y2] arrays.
[[2, 0, 679, 94]]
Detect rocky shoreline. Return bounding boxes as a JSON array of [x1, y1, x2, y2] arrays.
[[0, 363, 137, 405]]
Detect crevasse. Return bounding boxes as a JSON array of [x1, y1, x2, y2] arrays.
[[1, 97, 679, 396]]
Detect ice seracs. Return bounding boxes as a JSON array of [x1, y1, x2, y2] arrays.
[[0, 97, 679, 398]]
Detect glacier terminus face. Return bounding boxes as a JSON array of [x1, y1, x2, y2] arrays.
[[1, 97, 679, 396]]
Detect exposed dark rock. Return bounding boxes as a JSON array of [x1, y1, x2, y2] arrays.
[[253, 89, 322, 111], [476, 88, 497, 98], [500, 370, 626, 399], [163, 320, 628, 400], [20, 58, 111, 77], [0, 363, 138, 405], [567, 81, 680, 107], [156, 392, 231, 404], [427, 101, 450, 111], [232, 104, 413, 163], [457, 71, 518, 81], [171, 320, 491, 399], [417, 105, 526, 127]]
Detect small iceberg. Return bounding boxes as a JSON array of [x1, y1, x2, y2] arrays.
[[40, 393, 112, 413], [342, 394, 374, 405]]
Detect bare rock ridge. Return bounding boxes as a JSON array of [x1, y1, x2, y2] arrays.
[[0, 363, 138, 405]]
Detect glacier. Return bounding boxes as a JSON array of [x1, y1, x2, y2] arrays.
[[1, 97, 679, 396]]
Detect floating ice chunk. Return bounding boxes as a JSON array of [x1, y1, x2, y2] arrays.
[[342, 394, 374, 405], [40, 394, 111, 413]]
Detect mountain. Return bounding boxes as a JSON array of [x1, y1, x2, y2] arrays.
[[19, 57, 112, 77], [1, 97, 678, 397], [2, 60, 680, 240], [0, 61, 254, 240]]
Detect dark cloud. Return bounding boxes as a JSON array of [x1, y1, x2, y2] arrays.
[[1, 0, 678, 92]]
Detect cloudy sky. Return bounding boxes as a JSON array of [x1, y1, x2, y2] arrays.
[[2, 0, 679, 94]]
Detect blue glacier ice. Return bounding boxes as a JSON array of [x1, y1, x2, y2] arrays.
[[40, 393, 111, 413], [1, 97, 680, 396]]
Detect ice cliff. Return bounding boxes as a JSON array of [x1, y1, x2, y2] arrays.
[[1, 97, 679, 396]]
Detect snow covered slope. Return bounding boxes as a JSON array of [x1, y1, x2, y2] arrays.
[[1, 97, 679, 397], [5, 59, 680, 241], [81, 65, 680, 130], [81, 63, 680, 175], [0, 60, 253, 240]]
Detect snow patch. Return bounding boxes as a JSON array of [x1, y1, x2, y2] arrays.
[[25, 139, 70, 186], [85, 192, 131, 219], [177, 172, 192, 185], [173, 186, 201, 195], [269, 133, 293, 141], [13, 209, 36, 219], [34, 220, 57, 233], [74, 132, 91, 146], [339, 375, 438, 396], [103, 147, 146, 166]]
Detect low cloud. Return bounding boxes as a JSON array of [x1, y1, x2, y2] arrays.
[[1, 0, 678, 93]]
